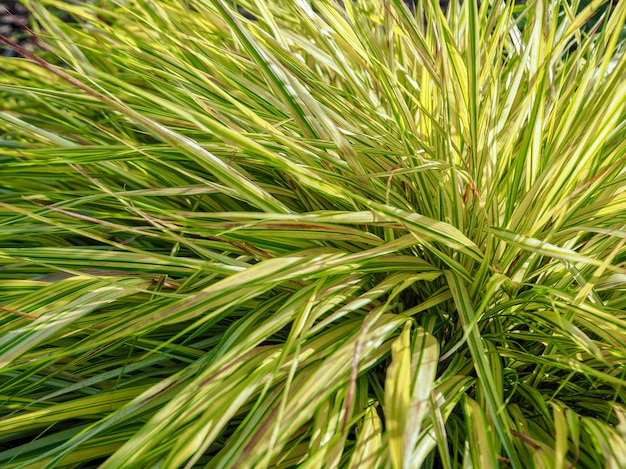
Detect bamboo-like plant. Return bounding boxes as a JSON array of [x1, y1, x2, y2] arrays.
[[1, 0, 625, 467]]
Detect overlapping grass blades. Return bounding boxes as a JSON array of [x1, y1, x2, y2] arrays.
[[1, 0, 626, 467]]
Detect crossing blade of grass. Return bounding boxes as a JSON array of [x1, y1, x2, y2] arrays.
[[348, 405, 383, 468], [445, 270, 520, 468], [384, 321, 441, 469], [385, 322, 412, 469], [462, 396, 497, 468], [404, 328, 439, 466]]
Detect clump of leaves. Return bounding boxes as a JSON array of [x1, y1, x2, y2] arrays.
[[1, 0, 625, 467]]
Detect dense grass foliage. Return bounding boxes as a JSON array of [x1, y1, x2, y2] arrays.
[[1, 0, 625, 467]]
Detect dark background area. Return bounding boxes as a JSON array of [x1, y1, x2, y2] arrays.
[[1, 1, 30, 56]]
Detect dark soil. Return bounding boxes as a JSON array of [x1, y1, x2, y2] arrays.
[[0, 1, 32, 56]]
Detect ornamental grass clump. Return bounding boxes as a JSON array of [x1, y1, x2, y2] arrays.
[[1, 0, 626, 467]]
